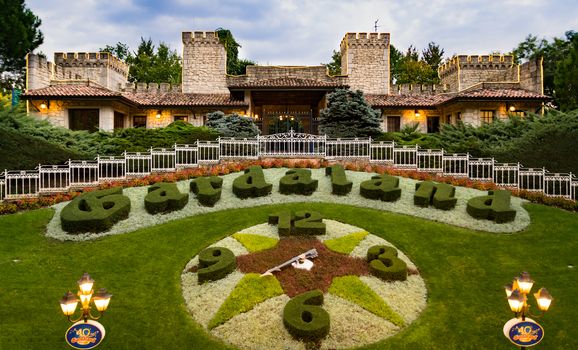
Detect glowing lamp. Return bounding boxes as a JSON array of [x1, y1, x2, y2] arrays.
[[77, 273, 95, 295], [507, 289, 526, 313], [59, 291, 79, 316], [93, 288, 113, 312], [414, 110, 420, 118], [509, 105, 516, 112], [504, 282, 513, 297], [516, 271, 534, 294], [534, 288, 553, 312], [40, 102, 47, 109], [156, 111, 162, 119]]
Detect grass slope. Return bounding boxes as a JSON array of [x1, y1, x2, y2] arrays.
[[0, 203, 577, 349]]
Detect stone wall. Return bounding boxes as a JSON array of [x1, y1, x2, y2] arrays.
[[54, 52, 129, 91], [390, 84, 449, 95], [226, 65, 348, 86], [519, 59, 543, 94], [26, 54, 52, 90], [439, 55, 517, 92], [340, 32, 390, 94], [182, 31, 228, 94]]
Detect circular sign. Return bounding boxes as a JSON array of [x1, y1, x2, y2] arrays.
[[65, 320, 106, 349], [504, 318, 544, 347]]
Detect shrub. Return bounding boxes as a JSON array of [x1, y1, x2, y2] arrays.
[[414, 181, 457, 210], [144, 182, 188, 214], [367, 245, 408, 281], [190, 176, 223, 207], [197, 246, 237, 284], [325, 164, 352, 195], [466, 190, 517, 223], [360, 174, 401, 202], [60, 187, 131, 233], [279, 169, 318, 195], [283, 290, 330, 341], [206, 111, 260, 138], [294, 210, 326, 236], [232, 166, 272, 199]]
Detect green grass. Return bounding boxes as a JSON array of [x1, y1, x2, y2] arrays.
[[329, 275, 405, 327], [231, 233, 279, 252], [208, 273, 283, 329], [324, 231, 368, 254], [0, 203, 577, 349]]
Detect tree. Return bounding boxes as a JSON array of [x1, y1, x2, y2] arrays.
[[422, 42, 444, 83], [215, 28, 256, 75], [554, 34, 578, 111], [128, 38, 181, 83], [0, 0, 43, 88], [99, 42, 132, 62], [390, 44, 404, 83], [391, 44, 442, 85], [318, 89, 381, 138], [206, 111, 260, 137], [323, 50, 342, 76]]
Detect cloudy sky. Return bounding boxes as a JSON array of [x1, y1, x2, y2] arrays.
[[27, 0, 578, 66]]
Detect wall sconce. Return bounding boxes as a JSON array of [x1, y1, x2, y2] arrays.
[[414, 110, 421, 118], [509, 105, 516, 112], [156, 110, 162, 119], [254, 114, 259, 120], [40, 100, 50, 110]]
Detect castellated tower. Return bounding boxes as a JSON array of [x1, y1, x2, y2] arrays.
[[340, 32, 390, 94], [182, 31, 228, 94], [438, 55, 518, 92]]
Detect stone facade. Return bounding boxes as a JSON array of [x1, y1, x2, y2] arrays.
[[182, 31, 228, 94], [439, 55, 518, 92], [340, 32, 390, 94]]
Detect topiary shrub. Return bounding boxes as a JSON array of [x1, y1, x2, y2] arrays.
[[279, 169, 318, 195], [294, 210, 326, 235], [268, 210, 294, 236], [360, 174, 401, 202], [190, 176, 223, 207], [367, 245, 407, 281], [466, 190, 517, 223], [232, 166, 272, 199], [325, 164, 352, 195], [144, 182, 189, 214], [283, 289, 330, 341], [197, 246, 237, 284], [414, 181, 457, 210], [60, 187, 131, 233]]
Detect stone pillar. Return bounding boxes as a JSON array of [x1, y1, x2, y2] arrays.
[[182, 31, 228, 94]]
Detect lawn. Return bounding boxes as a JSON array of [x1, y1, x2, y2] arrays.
[[0, 202, 576, 349]]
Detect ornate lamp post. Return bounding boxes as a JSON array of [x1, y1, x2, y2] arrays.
[[503, 271, 553, 349], [59, 273, 112, 349]]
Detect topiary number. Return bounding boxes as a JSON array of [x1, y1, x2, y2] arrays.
[[283, 290, 330, 341], [60, 187, 131, 234], [144, 182, 189, 214], [197, 247, 237, 284], [268, 210, 326, 236], [190, 176, 223, 207], [367, 245, 407, 281], [325, 164, 352, 195], [279, 169, 318, 195]]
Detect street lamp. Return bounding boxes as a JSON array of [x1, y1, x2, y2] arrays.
[[59, 273, 112, 323], [503, 271, 553, 348]]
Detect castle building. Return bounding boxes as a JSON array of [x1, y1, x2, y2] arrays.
[[22, 31, 549, 135]]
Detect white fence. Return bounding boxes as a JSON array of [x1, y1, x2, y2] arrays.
[[1, 131, 576, 202]]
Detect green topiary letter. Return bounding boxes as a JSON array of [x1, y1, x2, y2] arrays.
[[232, 166, 272, 199], [414, 181, 457, 210], [466, 190, 517, 223], [190, 176, 223, 207], [197, 247, 237, 284], [144, 182, 189, 214], [360, 174, 401, 202], [367, 245, 407, 281], [279, 169, 318, 195], [60, 187, 131, 233], [283, 290, 330, 341], [325, 165, 352, 195]]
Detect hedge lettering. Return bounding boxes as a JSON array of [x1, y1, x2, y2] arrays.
[[144, 182, 189, 214], [283, 289, 330, 341], [466, 190, 517, 223], [190, 176, 223, 207], [232, 166, 272, 199]]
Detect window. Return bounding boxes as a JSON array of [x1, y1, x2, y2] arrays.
[[384, 116, 401, 132], [427, 116, 440, 133], [174, 115, 188, 122], [480, 110, 495, 124], [114, 111, 125, 129], [456, 112, 462, 122], [445, 114, 452, 124], [133, 115, 146, 128], [69, 109, 99, 132], [512, 110, 526, 117]]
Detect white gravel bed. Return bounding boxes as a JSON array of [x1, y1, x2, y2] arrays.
[[46, 168, 530, 241]]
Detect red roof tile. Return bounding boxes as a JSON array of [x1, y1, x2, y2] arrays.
[[228, 77, 347, 89], [455, 88, 550, 100], [23, 83, 119, 97], [365, 93, 453, 107], [121, 92, 247, 107]]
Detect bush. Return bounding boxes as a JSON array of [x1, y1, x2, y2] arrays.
[[60, 187, 131, 233], [283, 290, 330, 341], [360, 174, 401, 202], [232, 166, 272, 199], [206, 111, 260, 138], [197, 246, 237, 284], [367, 245, 408, 281], [325, 165, 352, 195], [279, 169, 318, 195], [144, 182, 188, 214], [190, 176, 223, 207], [414, 181, 457, 210], [466, 190, 517, 223]]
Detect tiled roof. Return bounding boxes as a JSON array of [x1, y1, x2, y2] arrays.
[[23, 84, 119, 97], [228, 77, 347, 89], [365, 93, 453, 107], [455, 88, 550, 100], [121, 92, 247, 107]]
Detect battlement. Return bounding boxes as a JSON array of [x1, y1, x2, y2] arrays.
[[54, 52, 129, 76], [182, 31, 221, 45], [27, 54, 51, 69], [439, 55, 515, 77], [121, 82, 182, 93], [390, 84, 449, 95], [340, 32, 389, 50]]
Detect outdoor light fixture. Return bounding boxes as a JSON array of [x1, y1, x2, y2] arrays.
[[509, 105, 516, 112], [40, 100, 49, 110], [59, 273, 112, 323], [156, 110, 162, 119], [414, 110, 420, 118], [502, 271, 553, 347]]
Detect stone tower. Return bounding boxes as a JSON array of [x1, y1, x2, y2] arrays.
[[182, 31, 228, 94], [340, 32, 390, 94], [438, 55, 518, 92]]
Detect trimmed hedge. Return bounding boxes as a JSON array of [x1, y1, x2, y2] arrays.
[[466, 190, 517, 223], [414, 181, 457, 210], [360, 174, 401, 202], [367, 245, 407, 281], [325, 165, 352, 195], [294, 210, 326, 235], [197, 246, 237, 284], [268, 211, 294, 236], [144, 183, 189, 214], [279, 169, 318, 195], [190, 176, 223, 207], [232, 166, 272, 199], [283, 289, 330, 341], [60, 187, 131, 233]]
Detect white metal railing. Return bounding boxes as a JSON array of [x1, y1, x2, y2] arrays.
[[0, 131, 576, 203]]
